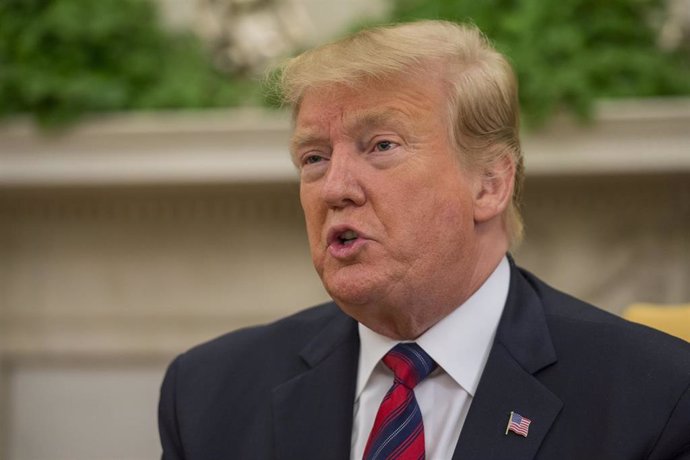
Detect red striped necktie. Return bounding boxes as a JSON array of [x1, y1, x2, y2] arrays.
[[363, 342, 437, 460]]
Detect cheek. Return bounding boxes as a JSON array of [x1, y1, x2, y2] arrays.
[[301, 204, 318, 232], [411, 186, 474, 251], [300, 192, 321, 241], [441, 183, 475, 228], [398, 169, 471, 223], [439, 192, 473, 226]]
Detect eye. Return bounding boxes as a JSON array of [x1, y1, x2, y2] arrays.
[[373, 140, 398, 152], [302, 154, 326, 166]]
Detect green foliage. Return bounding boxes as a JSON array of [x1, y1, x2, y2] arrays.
[[2, 0, 688, 128], [388, 0, 690, 126], [0, 0, 262, 126]]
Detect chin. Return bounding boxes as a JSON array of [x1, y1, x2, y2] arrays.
[[325, 282, 375, 308], [321, 268, 383, 308]]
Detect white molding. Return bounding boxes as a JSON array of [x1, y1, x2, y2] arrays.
[[524, 98, 690, 176], [0, 108, 297, 186], [1, 98, 689, 187]]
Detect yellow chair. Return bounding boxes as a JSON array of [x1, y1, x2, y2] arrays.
[[623, 303, 690, 342]]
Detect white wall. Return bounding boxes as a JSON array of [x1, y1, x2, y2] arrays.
[[7, 362, 166, 460]]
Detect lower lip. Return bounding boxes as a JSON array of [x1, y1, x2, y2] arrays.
[[327, 238, 367, 259]]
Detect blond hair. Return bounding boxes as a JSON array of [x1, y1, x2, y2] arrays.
[[278, 20, 525, 246]]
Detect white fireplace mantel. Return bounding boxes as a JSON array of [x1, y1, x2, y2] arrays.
[[1, 97, 689, 188]]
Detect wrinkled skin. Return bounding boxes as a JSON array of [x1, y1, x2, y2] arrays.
[[292, 74, 513, 339]]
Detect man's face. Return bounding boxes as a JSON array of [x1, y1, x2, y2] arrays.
[[292, 75, 484, 338]]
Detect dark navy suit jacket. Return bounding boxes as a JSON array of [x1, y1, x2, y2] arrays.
[[159, 262, 690, 459]]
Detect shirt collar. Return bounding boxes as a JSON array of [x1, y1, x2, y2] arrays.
[[356, 256, 510, 397]]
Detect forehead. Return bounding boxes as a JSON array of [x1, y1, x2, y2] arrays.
[[292, 78, 448, 145]]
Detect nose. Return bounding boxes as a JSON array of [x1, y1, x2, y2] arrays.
[[321, 150, 366, 208]]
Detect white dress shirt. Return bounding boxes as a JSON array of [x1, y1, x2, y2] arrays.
[[350, 256, 510, 460]]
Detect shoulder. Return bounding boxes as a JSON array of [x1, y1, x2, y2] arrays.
[[175, 301, 347, 372], [161, 301, 353, 417], [518, 266, 690, 386], [158, 303, 355, 456], [515, 267, 690, 456]]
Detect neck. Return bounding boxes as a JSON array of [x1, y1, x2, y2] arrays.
[[367, 246, 508, 340]]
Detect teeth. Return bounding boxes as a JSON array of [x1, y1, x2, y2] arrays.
[[340, 230, 358, 241]]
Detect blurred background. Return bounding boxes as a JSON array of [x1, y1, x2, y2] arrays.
[[1, 0, 689, 458]]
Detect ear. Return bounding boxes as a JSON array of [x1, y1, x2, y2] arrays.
[[473, 154, 515, 223]]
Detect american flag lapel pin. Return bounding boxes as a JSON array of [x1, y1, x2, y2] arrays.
[[505, 411, 531, 437]]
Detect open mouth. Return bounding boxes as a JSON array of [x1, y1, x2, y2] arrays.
[[338, 230, 359, 245]]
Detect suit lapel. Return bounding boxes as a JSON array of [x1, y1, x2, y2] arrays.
[[270, 260, 563, 460], [451, 343, 562, 460], [272, 306, 359, 460], [452, 261, 563, 460]]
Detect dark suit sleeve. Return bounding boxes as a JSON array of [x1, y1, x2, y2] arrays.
[[159, 355, 185, 460], [649, 383, 690, 460]]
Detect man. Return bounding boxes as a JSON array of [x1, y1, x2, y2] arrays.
[[159, 21, 690, 459]]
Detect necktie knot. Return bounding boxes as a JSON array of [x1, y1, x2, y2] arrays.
[[363, 343, 436, 459], [383, 342, 437, 389]]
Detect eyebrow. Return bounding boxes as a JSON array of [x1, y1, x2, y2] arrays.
[[291, 131, 323, 152], [290, 107, 413, 158], [289, 131, 326, 165]]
